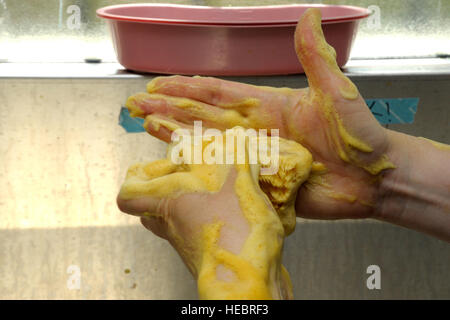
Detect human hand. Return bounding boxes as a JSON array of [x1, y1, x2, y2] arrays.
[[117, 125, 313, 299], [125, 8, 395, 220]]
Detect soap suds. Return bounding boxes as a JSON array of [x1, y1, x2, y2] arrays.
[[119, 128, 312, 299]]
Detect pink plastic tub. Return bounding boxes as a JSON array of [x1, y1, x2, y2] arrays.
[[97, 4, 370, 76]]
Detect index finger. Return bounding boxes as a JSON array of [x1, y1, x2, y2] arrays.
[[147, 75, 296, 109]]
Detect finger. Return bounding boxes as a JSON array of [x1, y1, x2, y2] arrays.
[[144, 114, 193, 143], [141, 216, 168, 240], [116, 194, 169, 239], [294, 8, 359, 100], [119, 164, 211, 204], [120, 160, 185, 204], [126, 92, 249, 130], [118, 163, 187, 218], [117, 194, 162, 217], [124, 159, 180, 182], [146, 75, 294, 108]]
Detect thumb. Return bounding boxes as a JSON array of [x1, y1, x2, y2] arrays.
[[294, 8, 359, 100], [117, 195, 169, 240], [141, 215, 168, 240], [117, 159, 182, 238]]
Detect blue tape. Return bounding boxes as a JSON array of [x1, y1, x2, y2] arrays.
[[365, 98, 419, 124], [119, 98, 419, 133], [119, 107, 145, 133]]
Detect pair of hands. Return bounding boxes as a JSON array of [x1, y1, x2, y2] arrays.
[[117, 9, 396, 298]]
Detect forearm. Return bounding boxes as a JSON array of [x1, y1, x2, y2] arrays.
[[376, 130, 450, 242]]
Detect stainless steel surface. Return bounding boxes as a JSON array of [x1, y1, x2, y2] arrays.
[[0, 73, 449, 299]]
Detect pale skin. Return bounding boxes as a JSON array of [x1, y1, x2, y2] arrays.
[[118, 138, 297, 299], [117, 9, 450, 299]]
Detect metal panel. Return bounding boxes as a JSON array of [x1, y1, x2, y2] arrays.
[[0, 73, 448, 299]]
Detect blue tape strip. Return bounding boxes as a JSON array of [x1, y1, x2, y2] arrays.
[[365, 98, 419, 124], [119, 98, 419, 133], [119, 107, 145, 133]]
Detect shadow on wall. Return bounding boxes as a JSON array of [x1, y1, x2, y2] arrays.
[[0, 222, 448, 299]]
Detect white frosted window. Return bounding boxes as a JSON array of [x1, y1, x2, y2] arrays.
[[0, 0, 448, 62]]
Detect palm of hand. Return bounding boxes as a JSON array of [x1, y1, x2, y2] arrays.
[[117, 158, 252, 276], [127, 9, 393, 220]]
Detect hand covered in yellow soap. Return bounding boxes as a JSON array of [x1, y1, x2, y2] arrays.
[[125, 8, 395, 221], [118, 126, 312, 299]]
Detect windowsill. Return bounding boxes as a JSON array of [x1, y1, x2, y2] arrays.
[[0, 58, 449, 80]]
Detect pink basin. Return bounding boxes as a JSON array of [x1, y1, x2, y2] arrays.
[[97, 4, 370, 76]]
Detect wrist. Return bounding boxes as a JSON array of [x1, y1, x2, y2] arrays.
[[374, 129, 412, 222], [374, 130, 450, 241]]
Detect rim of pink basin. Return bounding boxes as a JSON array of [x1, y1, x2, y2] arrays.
[[97, 4, 371, 26]]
